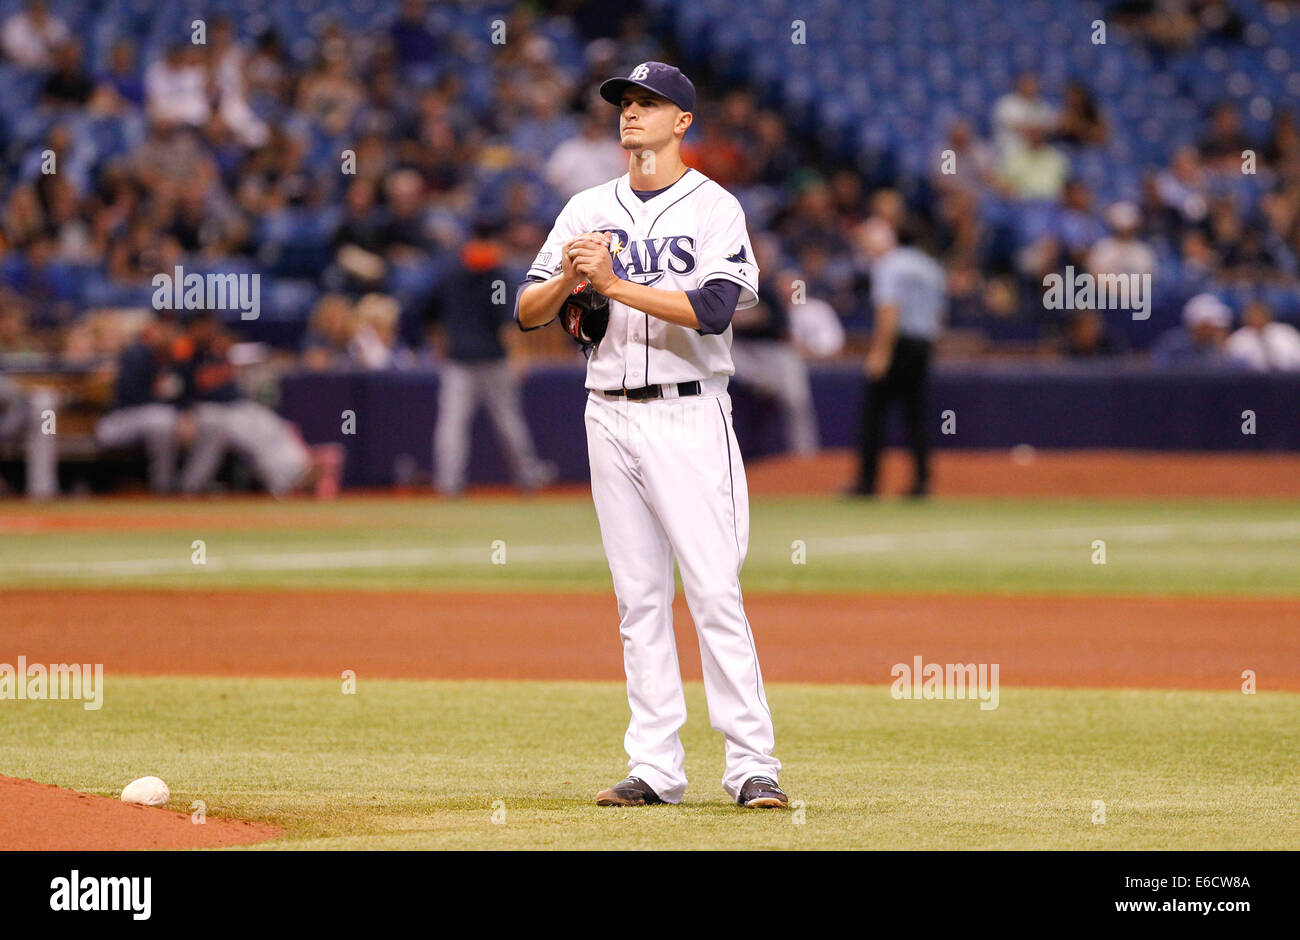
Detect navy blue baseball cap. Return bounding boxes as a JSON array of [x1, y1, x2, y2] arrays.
[[599, 62, 696, 113]]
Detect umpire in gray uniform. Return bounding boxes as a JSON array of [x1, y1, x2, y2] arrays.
[[427, 236, 555, 496], [849, 217, 946, 497]]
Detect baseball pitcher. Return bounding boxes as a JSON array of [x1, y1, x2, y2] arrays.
[[515, 62, 787, 809]]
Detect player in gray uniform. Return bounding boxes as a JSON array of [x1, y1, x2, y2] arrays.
[[177, 311, 342, 498], [728, 234, 820, 456], [428, 234, 556, 496], [95, 315, 183, 493], [0, 368, 57, 499]]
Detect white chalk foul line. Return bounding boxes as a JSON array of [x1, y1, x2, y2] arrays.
[[0, 520, 1296, 579], [0, 544, 608, 578], [810, 519, 1300, 553]]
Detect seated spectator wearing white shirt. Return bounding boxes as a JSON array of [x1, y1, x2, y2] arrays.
[[992, 72, 1057, 159], [145, 43, 211, 127], [544, 108, 627, 199], [1000, 124, 1069, 201], [1, 0, 68, 69], [1226, 300, 1300, 371], [1088, 202, 1158, 278]]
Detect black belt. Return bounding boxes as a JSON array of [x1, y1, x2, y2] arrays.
[[602, 381, 701, 401]]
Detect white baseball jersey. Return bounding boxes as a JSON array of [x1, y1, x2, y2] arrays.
[[526, 168, 759, 390]]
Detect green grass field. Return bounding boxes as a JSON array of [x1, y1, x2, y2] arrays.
[[3, 677, 1296, 850], [2, 495, 1299, 595], [2, 494, 1298, 849]]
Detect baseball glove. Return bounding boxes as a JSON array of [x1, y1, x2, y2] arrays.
[[560, 280, 610, 352]]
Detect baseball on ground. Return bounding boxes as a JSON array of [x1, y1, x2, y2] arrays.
[[120, 776, 170, 806]]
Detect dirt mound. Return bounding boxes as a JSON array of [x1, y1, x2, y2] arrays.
[[745, 449, 1300, 498], [0, 776, 282, 850], [6, 588, 1298, 690]]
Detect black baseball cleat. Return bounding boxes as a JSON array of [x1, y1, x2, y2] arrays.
[[737, 776, 789, 809], [595, 776, 665, 806]]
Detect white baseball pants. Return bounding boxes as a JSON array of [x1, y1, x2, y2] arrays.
[[585, 383, 780, 803]]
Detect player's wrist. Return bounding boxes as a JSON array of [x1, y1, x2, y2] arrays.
[[594, 273, 622, 297]]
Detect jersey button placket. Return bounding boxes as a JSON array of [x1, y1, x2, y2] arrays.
[[626, 221, 647, 387]]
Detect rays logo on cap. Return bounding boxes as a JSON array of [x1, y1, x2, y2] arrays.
[[629, 63, 650, 80]]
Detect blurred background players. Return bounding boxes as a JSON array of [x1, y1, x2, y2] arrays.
[[174, 311, 343, 498], [0, 366, 56, 498], [94, 313, 183, 492], [848, 217, 947, 498], [729, 234, 820, 457], [426, 232, 555, 497]]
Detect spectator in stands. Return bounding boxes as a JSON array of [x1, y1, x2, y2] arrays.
[[848, 217, 946, 498], [0, 367, 57, 498], [993, 72, 1057, 159], [1263, 109, 1299, 169], [778, 174, 850, 258], [1209, 197, 1297, 282], [1053, 81, 1108, 147], [300, 294, 355, 371], [1000, 124, 1069, 201], [729, 236, 820, 457], [1087, 202, 1158, 278], [1, 1, 67, 70], [510, 81, 580, 171], [331, 177, 388, 292], [1200, 102, 1254, 171], [94, 314, 183, 493], [40, 40, 94, 108], [932, 119, 998, 199], [1151, 293, 1235, 366], [96, 39, 144, 109], [747, 109, 799, 189], [208, 16, 269, 149], [1060, 309, 1128, 358], [681, 90, 754, 186], [145, 44, 211, 127], [1226, 299, 1300, 371], [390, 0, 439, 73], [1155, 146, 1210, 225], [829, 169, 869, 228], [430, 234, 555, 497], [1178, 229, 1220, 293], [544, 107, 627, 199], [380, 168, 434, 260], [1014, 180, 1103, 288], [295, 27, 363, 138], [349, 293, 411, 370], [1057, 180, 1107, 268]]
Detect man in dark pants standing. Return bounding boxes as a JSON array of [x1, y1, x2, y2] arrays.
[[849, 217, 946, 497]]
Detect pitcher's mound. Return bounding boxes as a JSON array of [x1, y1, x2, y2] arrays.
[[0, 776, 282, 850]]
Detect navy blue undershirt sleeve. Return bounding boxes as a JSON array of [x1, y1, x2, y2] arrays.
[[686, 279, 742, 335], [513, 276, 550, 331]]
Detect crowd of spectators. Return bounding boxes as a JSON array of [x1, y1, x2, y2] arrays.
[[0, 0, 1297, 378]]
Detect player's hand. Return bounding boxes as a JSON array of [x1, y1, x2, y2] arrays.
[[559, 236, 586, 283], [571, 233, 617, 293], [561, 232, 609, 284]]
